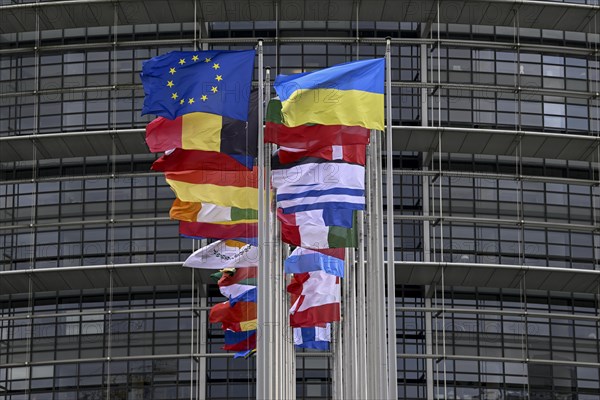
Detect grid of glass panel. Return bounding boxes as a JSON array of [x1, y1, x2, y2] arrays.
[[2, 5, 600, 399]]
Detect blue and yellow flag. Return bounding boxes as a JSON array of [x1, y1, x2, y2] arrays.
[[273, 58, 384, 130], [141, 50, 255, 121]]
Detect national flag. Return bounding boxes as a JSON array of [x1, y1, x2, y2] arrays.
[[287, 271, 341, 328], [210, 267, 257, 300], [165, 168, 258, 209], [209, 301, 257, 331], [278, 210, 357, 249], [151, 148, 253, 172], [272, 157, 365, 214], [234, 349, 257, 359], [146, 90, 258, 155], [230, 287, 257, 307], [225, 319, 257, 332], [223, 329, 257, 351], [278, 144, 366, 165], [288, 208, 354, 228], [284, 247, 345, 277], [274, 58, 384, 130], [141, 50, 255, 121], [294, 324, 331, 350], [265, 98, 370, 149], [170, 199, 258, 224], [183, 240, 258, 270], [179, 221, 257, 240]]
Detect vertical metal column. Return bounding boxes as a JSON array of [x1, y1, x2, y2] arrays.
[[332, 321, 344, 399], [282, 243, 295, 400], [365, 143, 377, 400], [343, 247, 358, 398], [375, 132, 389, 399], [367, 131, 389, 399], [421, 38, 435, 398], [385, 38, 398, 399], [256, 39, 272, 400], [356, 209, 368, 399], [197, 293, 207, 398]]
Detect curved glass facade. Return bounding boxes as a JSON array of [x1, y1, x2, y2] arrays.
[[1, 1, 600, 399]]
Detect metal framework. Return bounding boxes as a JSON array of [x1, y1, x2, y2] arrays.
[[2, 0, 600, 398]]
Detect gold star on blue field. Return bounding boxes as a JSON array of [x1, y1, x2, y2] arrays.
[[141, 49, 256, 121]]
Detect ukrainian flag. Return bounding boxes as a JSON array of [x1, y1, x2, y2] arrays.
[[274, 58, 385, 131]]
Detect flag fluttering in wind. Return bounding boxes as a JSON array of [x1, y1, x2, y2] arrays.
[[278, 143, 367, 165], [170, 199, 258, 224], [211, 267, 257, 300], [165, 168, 258, 209], [141, 50, 256, 121], [285, 247, 345, 277], [209, 301, 257, 332], [273, 58, 384, 130], [224, 329, 257, 351], [288, 208, 354, 229], [183, 240, 258, 270], [179, 221, 258, 240], [288, 270, 341, 328], [151, 148, 254, 172], [272, 157, 365, 214], [278, 209, 357, 249], [265, 98, 370, 150], [146, 90, 258, 154], [294, 324, 331, 351]]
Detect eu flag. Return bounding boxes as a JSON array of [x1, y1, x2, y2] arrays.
[[141, 49, 255, 121]]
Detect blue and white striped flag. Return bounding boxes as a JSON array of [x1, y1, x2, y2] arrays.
[[294, 324, 331, 351], [272, 157, 365, 214]]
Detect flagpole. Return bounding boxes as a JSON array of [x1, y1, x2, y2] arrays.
[[356, 209, 368, 399], [385, 37, 398, 399], [256, 39, 271, 400]]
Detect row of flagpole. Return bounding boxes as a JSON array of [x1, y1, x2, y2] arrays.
[[255, 38, 397, 398]]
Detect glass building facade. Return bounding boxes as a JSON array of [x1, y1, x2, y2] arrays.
[[1, 0, 600, 398]]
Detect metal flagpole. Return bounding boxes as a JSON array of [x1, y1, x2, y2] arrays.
[[356, 210, 368, 399], [346, 247, 359, 398], [282, 244, 295, 399], [385, 37, 398, 399], [265, 66, 279, 399], [256, 39, 272, 400], [332, 321, 344, 398], [341, 249, 352, 396], [374, 131, 390, 398], [365, 142, 378, 400]]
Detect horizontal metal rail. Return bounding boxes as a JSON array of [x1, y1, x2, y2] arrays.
[[0, 351, 595, 370], [0, 213, 597, 233], [393, 214, 599, 232], [1, 80, 597, 100], [393, 169, 598, 187], [2, 167, 596, 187], [0, 351, 330, 369], [395, 260, 600, 277], [0, 306, 212, 322], [1, 304, 597, 323], [0, 36, 598, 57]]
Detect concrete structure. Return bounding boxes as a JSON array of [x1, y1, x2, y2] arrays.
[[1, 0, 600, 398]]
